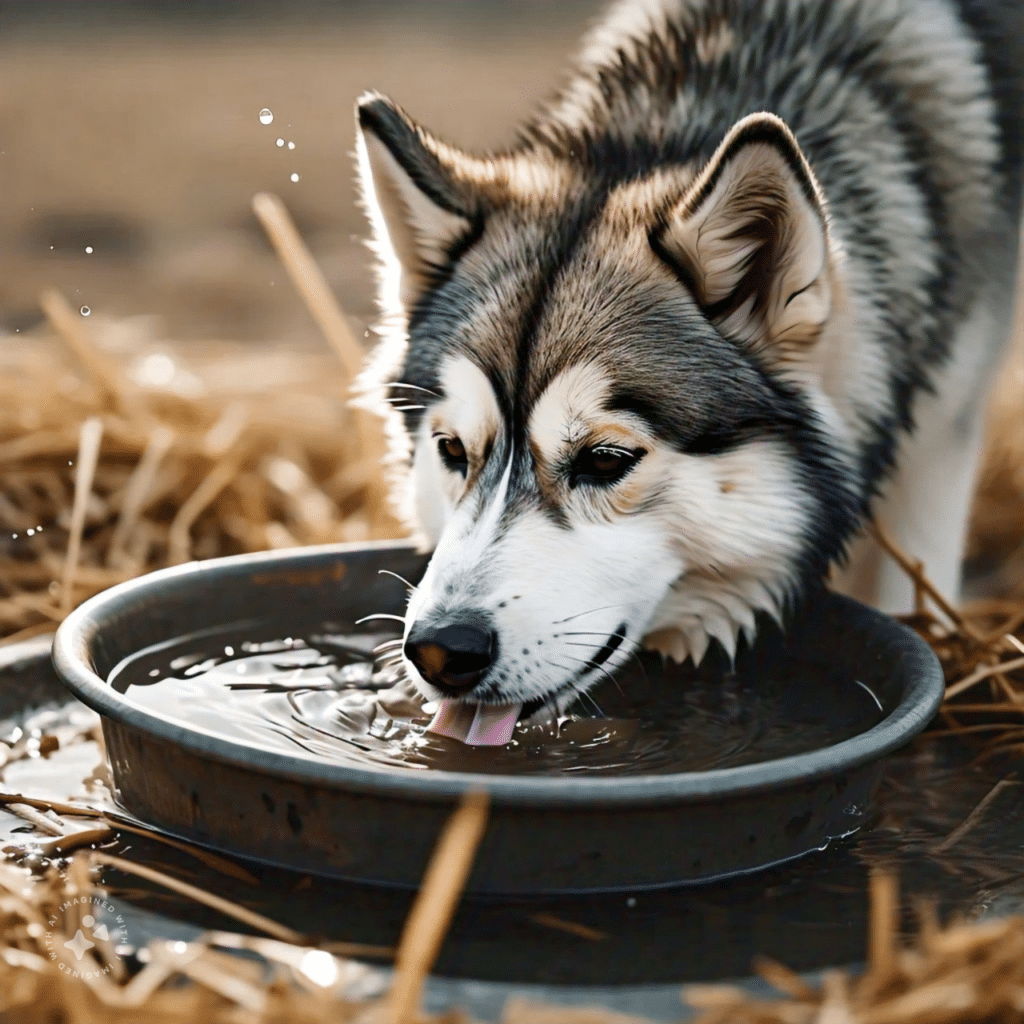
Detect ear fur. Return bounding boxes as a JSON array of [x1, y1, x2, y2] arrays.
[[653, 113, 834, 358], [356, 94, 488, 309]]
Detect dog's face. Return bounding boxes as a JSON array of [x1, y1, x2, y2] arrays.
[[355, 97, 859, 742]]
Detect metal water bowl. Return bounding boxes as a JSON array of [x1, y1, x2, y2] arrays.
[[53, 540, 943, 894]]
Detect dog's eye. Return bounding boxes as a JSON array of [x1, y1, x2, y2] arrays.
[[437, 436, 468, 476], [570, 446, 643, 487]]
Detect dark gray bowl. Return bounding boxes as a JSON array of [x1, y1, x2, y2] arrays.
[[52, 540, 944, 894]]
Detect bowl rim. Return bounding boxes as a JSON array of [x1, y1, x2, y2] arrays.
[[52, 539, 945, 808]]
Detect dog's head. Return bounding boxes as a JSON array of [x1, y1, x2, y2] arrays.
[[354, 95, 860, 741]]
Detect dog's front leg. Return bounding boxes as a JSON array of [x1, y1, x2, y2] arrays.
[[835, 297, 1013, 613]]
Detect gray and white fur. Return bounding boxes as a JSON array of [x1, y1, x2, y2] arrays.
[[352, 0, 1024, 728]]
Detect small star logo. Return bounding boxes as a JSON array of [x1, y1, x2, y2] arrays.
[[64, 929, 95, 961], [82, 914, 110, 941]]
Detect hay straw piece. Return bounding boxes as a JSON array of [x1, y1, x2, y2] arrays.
[[933, 779, 1019, 853], [97, 816, 261, 885], [166, 453, 242, 565], [59, 416, 104, 613], [0, 428, 79, 464], [944, 655, 1024, 699], [501, 997, 655, 1024], [752, 955, 818, 1001], [89, 851, 306, 945], [37, 826, 116, 856], [388, 791, 490, 1024], [202, 401, 249, 458], [39, 289, 122, 411], [252, 191, 389, 513], [4, 803, 65, 836], [869, 520, 977, 636], [152, 940, 268, 1014], [864, 869, 899, 986], [0, 622, 56, 647], [251, 192, 364, 382], [527, 913, 607, 942], [0, 793, 105, 819], [106, 423, 175, 568], [211, 931, 395, 968]]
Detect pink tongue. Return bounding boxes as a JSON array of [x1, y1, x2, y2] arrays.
[[427, 698, 523, 746]]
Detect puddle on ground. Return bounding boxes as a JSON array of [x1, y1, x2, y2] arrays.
[[2, 646, 1022, 985], [105, 624, 883, 776]]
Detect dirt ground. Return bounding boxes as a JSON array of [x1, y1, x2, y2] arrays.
[[0, 5, 601, 344]]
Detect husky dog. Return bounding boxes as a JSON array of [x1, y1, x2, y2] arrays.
[[354, 0, 1024, 745]]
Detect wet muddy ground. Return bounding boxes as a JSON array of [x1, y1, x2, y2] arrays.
[[2, 640, 1022, 990]]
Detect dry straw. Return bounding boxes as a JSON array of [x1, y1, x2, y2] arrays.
[[1, 193, 402, 647]]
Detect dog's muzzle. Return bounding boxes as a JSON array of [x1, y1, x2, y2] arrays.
[[404, 618, 522, 746]]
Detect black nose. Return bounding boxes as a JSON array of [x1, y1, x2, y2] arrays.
[[404, 620, 497, 694]]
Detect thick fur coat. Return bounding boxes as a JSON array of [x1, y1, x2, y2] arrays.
[[353, 0, 1024, 735]]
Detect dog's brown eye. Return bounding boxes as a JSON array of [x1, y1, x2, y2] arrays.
[[437, 436, 468, 476], [591, 450, 624, 474], [570, 446, 643, 487]]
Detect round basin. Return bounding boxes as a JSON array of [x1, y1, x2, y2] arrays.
[[52, 540, 944, 894]]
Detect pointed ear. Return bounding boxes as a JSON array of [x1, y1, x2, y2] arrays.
[[356, 93, 488, 309], [653, 113, 834, 358]]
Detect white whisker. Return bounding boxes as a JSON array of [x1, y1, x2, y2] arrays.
[[378, 569, 417, 593], [386, 381, 441, 398]]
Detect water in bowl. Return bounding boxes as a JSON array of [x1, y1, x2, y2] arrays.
[[107, 622, 885, 776]]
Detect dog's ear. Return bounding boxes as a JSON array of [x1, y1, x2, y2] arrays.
[[356, 93, 489, 309], [653, 113, 834, 359]]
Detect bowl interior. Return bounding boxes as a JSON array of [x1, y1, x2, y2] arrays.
[[54, 540, 945, 805]]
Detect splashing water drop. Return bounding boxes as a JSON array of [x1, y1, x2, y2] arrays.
[[80, 306, 91, 316], [287, 141, 295, 150], [290, 173, 300, 182], [276, 138, 284, 147], [84, 246, 93, 254], [259, 108, 274, 125]]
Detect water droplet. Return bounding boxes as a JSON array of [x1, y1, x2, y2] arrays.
[[287, 141, 295, 150], [626, 897, 637, 907], [84, 246, 93, 254], [276, 138, 285, 147], [12, 534, 18, 540], [259, 108, 274, 125], [80, 306, 90, 316], [290, 172, 300, 183], [299, 949, 338, 987], [224, 645, 234, 656], [26, 528, 34, 536]]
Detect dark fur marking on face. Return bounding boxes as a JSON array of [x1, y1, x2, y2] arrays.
[[358, 97, 476, 219], [409, 216, 487, 327], [577, 625, 627, 676]]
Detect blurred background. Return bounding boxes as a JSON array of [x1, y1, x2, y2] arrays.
[[0, 0, 1020, 644], [0, 1, 603, 341]]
